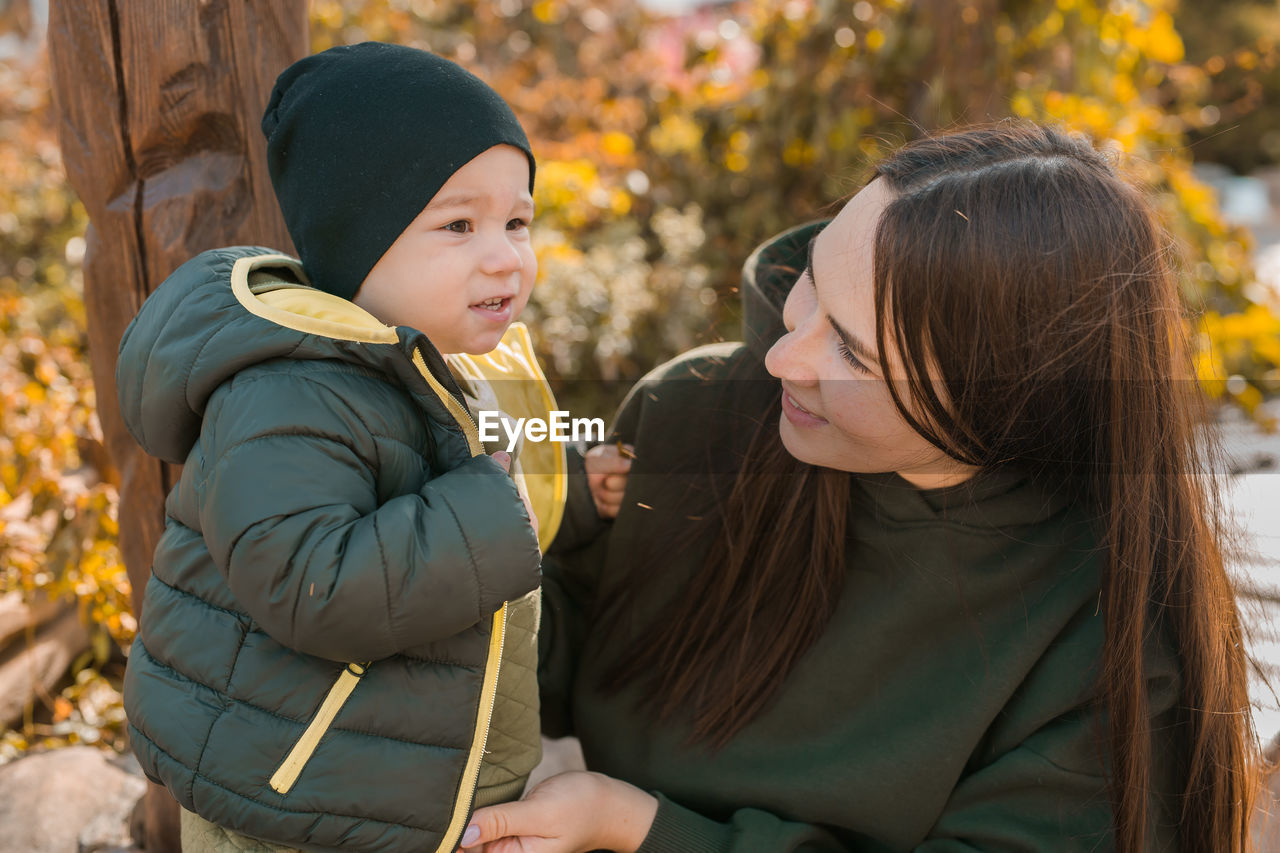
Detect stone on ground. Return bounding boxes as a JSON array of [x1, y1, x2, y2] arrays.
[[0, 746, 144, 853]]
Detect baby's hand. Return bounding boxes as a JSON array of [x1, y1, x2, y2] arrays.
[[492, 451, 539, 543], [585, 442, 633, 519]]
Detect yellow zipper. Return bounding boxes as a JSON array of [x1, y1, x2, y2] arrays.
[[411, 345, 509, 852], [269, 662, 368, 794], [436, 604, 508, 853], [413, 348, 483, 457]]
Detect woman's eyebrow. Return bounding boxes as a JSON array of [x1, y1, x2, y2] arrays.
[[827, 314, 880, 367], [805, 228, 880, 367]]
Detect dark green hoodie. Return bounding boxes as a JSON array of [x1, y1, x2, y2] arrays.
[[538, 224, 1183, 851]]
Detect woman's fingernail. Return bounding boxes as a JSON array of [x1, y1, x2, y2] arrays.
[[461, 824, 480, 846]]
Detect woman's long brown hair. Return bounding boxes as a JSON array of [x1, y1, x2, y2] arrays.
[[599, 121, 1256, 850]]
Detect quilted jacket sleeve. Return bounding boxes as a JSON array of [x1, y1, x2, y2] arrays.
[[196, 366, 542, 662]]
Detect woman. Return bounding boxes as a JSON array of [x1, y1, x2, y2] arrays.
[[462, 122, 1257, 851]]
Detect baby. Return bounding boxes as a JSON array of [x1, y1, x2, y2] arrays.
[[117, 43, 563, 852]]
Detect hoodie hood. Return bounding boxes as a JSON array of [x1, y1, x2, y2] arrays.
[[740, 220, 828, 361], [116, 246, 465, 465]]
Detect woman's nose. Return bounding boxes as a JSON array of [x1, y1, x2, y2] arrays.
[[765, 324, 820, 385], [766, 279, 820, 384]]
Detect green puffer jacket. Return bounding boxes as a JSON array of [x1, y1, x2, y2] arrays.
[[117, 246, 552, 853]]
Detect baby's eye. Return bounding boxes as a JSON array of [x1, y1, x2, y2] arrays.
[[444, 220, 472, 233], [507, 218, 529, 230]]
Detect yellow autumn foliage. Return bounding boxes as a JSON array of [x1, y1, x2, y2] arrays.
[[0, 50, 132, 760]]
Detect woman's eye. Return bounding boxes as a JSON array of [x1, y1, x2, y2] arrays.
[[444, 220, 471, 233], [836, 339, 872, 375]]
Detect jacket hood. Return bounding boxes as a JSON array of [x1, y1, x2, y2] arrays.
[[116, 246, 462, 464], [740, 220, 828, 361]]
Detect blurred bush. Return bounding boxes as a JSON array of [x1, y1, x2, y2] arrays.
[[1175, 0, 1280, 174], [2, 0, 1279, 759], [0, 45, 131, 760], [314, 0, 1280, 417]]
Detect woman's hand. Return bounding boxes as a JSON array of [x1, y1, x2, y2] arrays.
[[585, 443, 633, 519], [459, 770, 658, 853]]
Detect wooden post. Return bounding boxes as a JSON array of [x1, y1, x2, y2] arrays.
[[47, 3, 308, 849]]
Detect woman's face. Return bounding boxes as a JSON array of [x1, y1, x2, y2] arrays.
[[764, 178, 978, 489]]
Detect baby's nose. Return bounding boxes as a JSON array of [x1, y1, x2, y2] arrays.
[[480, 235, 524, 275]]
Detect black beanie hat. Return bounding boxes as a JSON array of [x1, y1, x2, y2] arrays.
[[262, 42, 536, 300]]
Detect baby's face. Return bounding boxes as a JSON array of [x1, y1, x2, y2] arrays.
[[354, 144, 536, 354]]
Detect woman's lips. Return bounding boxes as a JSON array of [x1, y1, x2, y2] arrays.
[[781, 387, 828, 427]]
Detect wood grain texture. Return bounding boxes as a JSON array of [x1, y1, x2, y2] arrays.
[[49, 0, 307, 606], [48, 4, 308, 849]]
